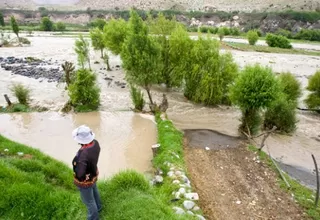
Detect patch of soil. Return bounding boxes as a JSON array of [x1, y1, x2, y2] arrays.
[[22, 154, 33, 159], [184, 130, 308, 220]]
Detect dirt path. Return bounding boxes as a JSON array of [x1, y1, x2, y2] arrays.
[[184, 130, 308, 220]]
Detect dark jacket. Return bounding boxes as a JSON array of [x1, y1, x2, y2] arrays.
[[72, 139, 100, 188]]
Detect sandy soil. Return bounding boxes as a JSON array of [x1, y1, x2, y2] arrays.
[[184, 130, 308, 220]]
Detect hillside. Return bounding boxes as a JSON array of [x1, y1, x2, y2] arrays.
[[0, 0, 319, 12]]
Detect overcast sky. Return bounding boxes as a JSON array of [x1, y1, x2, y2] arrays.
[[33, 0, 79, 4]]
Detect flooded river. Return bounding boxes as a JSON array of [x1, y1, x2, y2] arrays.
[[1, 35, 320, 187]]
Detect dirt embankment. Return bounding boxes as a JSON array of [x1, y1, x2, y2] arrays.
[[1, 0, 319, 12], [184, 130, 308, 220]]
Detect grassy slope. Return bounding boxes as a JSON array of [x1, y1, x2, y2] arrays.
[[0, 135, 185, 220], [248, 145, 320, 220], [153, 115, 202, 218]]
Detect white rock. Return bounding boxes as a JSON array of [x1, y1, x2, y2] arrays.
[[4, 149, 9, 152], [173, 180, 180, 184], [236, 200, 241, 205], [173, 207, 185, 215], [233, 15, 239, 20], [193, 206, 200, 211], [175, 192, 181, 198], [183, 200, 195, 210], [170, 174, 177, 179], [175, 171, 182, 176], [17, 152, 24, 156], [185, 193, 199, 200], [196, 214, 206, 220], [179, 187, 186, 195], [152, 144, 160, 149], [167, 171, 174, 177], [154, 175, 163, 183], [170, 167, 175, 171], [205, 147, 210, 150], [187, 210, 195, 215]]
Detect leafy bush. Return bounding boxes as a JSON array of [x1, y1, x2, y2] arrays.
[[199, 26, 208, 33], [68, 69, 100, 112], [88, 18, 106, 30], [278, 72, 302, 102], [294, 29, 320, 42], [276, 29, 292, 38], [247, 30, 259, 45], [230, 27, 240, 36], [305, 70, 320, 109], [184, 37, 238, 105], [130, 85, 145, 111], [217, 28, 225, 41], [10, 83, 31, 105], [56, 22, 66, 31], [230, 64, 280, 135], [40, 17, 54, 31], [265, 33, 292, 49], [264, 96, 298, 133]]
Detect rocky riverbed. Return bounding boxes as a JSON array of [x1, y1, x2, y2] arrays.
[[0, 56, 64, 82]]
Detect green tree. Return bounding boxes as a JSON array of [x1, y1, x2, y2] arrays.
[[305, 70, 320, 110], [247, 30, 259, 45], [184, 36, 238, 105], [264, 72, 301, 133], [89, 18, 106, 30], [75, 35, 91, 70], [217, 28, 225, 41], [68, 69, 100, 112], [168, 25, 194, 88], [90, 28, 105, 58], [230, 64, 280, 135], [0, 12, 4, 27], [56, 22, 66, 31], [40, 17, 54, 31], [121, 9, 161, 105], [148, 13, 181, 88], [103, 18, 129, 55], [266, 33, 292, 49], [10, 16, 19, 40]]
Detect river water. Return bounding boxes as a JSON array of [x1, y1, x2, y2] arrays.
[[1, 35, 320, 187]]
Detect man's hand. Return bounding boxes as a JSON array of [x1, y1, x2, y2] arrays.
[[85, 174, 90, 181]]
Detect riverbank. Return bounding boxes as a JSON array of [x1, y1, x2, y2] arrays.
[[0, 134, 190, 219]]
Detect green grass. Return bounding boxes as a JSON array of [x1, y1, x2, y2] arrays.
[[153, 115, 202, 218], [0, 104, 48, 113], [248, 145, 320, 220], [227, 42, 320, 56], [0, 135, 187, 220]]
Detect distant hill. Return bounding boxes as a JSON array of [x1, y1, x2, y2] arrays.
[[0, 0, 319, 12]]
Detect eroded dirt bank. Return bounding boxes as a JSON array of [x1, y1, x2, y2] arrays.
[[184, 131, 308, 220]]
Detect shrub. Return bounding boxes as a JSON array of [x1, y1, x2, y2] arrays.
[[10, 16, 19, 39], [264, 96, 298, 133], [265, 33, 292, 49], [276, 29, 292, 39], [40, 17, 54, 31], [19, 37, 31, 45], [0, 12, 4, 27], [88, 18, 106, 30], [247, 30, 259, 45], [230, 27, 240, 36], [10, 83, 31, 105], [217, 28, 225, 41], [199, 26, 208, 33], [56, 22, 66, 31], [294, 29, 320, 42], [184, 37, 238, 105], [305, 70, 320, 110], [68, 69, 100, 112], [230, 64, 280, 135], [278, 72, 302, 102], [130, 85, 145, 111]]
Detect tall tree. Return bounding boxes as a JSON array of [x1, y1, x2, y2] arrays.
[[40, 17, 54, 31], [103, 18, 129, 55], [121, 9, 161, 105], [74, 35, 91, 70], [0, 12, 5, 27], [10, 16, 19, 41], [90, 28, 106, 58]]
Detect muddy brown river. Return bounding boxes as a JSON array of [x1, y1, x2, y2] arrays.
[[1, 35, 320, 188]]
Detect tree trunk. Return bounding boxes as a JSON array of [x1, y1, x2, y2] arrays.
[[146, 87, 153, 105], [100, 48, 104, 58], [4, 94, 12, 106]]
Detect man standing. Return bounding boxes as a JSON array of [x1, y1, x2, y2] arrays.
[[72, 125, 102, 220]]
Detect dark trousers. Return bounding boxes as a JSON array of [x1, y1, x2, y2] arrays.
[[79, 183, 102, 220]]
